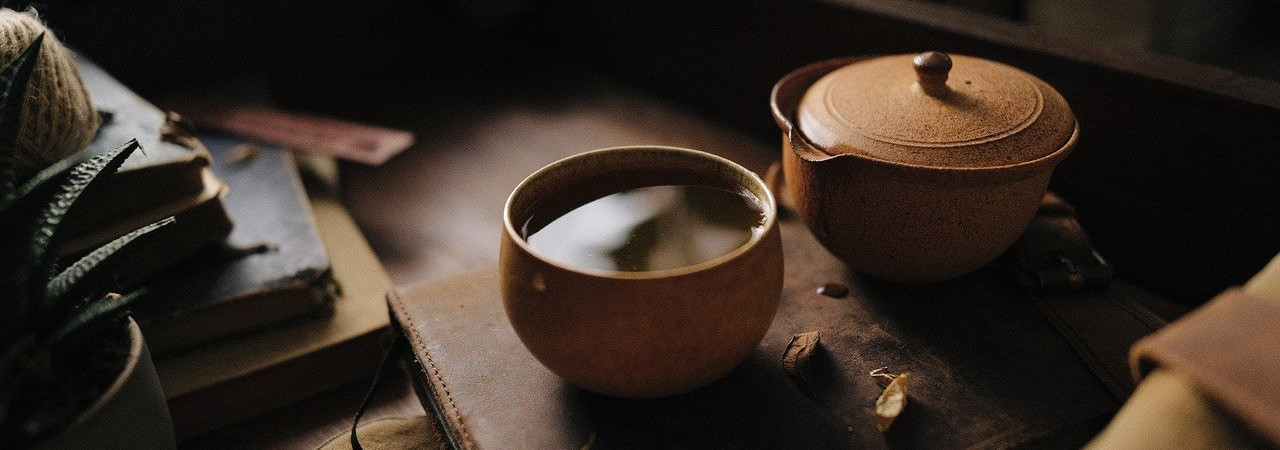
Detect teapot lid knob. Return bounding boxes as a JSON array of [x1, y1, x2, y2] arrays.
[[913, 51, 952, 95]]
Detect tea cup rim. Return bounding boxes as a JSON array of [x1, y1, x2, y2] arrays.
[[502, 145, 778, 280]]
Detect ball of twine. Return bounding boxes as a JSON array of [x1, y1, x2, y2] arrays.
[[1, 8, 99, 183]]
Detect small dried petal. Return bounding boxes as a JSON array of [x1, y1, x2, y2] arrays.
[[783, 331, 822, 395], [874, 372, 910, 432]]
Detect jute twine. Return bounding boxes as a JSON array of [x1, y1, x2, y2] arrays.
[[1, 8, 99, 183]]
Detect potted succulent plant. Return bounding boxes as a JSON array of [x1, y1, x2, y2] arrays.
[[1, 34, 177, 449]]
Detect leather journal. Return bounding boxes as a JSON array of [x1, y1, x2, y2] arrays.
[[387, 194, 1170, 449]]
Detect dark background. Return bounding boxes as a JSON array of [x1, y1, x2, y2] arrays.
[[17, 0, 1280, 95], [9, 0, 1280, 304]]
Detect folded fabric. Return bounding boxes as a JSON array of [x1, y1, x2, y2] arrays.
[[1130, 287, 1280, 445]]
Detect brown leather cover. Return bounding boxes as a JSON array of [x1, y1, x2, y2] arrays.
[[1011, 195, 1168, 399], [389, 214, 1169, 449], [1132, 288, 1280, 445]]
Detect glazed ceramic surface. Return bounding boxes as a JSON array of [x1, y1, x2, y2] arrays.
[[501, 146, 783, 398], [772, 53, 1078, 283]]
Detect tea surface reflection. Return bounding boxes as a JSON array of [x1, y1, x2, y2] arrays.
[[524, 185, 764, 272]]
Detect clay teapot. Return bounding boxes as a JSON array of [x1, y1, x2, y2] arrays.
[[771, 52, 1078, 283]]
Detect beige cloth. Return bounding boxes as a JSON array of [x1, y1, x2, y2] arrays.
[[1089, 369, 1266, 449], [1128, 288, 1280, 446], [1090, 253, 1280, 449]]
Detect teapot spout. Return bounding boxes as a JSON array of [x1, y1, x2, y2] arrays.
[[771, 57, 872, 163], [786, 127, 838, 162]]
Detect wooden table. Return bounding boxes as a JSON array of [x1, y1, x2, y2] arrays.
[[180, 55, 778, 450], [164, 0, 1280, 447]]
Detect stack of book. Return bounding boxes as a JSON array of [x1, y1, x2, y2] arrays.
[[73, 57, 232, 283], [75, 58, 392, 439], [127, 135, 336, 354], [153, 149, 392, 438]]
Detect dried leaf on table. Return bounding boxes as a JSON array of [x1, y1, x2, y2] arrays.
[[874, 372, 910, 432], [783, 331, 822, 394]]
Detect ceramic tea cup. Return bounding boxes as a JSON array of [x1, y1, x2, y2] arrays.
[[500, 146, 783, 398]]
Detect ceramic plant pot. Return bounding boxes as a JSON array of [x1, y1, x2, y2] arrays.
[[32, 317, 176, 450], [501, 146, 783, 398], [771, 52, 1078, 283]]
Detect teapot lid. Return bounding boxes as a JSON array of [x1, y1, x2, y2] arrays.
[[796, 52, 1076, 169]]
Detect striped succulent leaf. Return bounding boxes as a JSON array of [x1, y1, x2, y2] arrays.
[[24, 140, 138, 294], [47, 290, 141, 354], [0, 140, 138, 332], [0, 149, 89, 215], [40, 217, 174, 327]]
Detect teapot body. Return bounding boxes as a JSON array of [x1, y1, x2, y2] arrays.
[[772, 56, 1075, 283], [782, 132, 1053, 282]]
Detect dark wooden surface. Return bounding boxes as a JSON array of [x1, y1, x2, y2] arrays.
[[339, 65, 775, 283], [179, 368, 423, 449], [179, 56, 777, 450], [135, 0, 1280, 447]]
